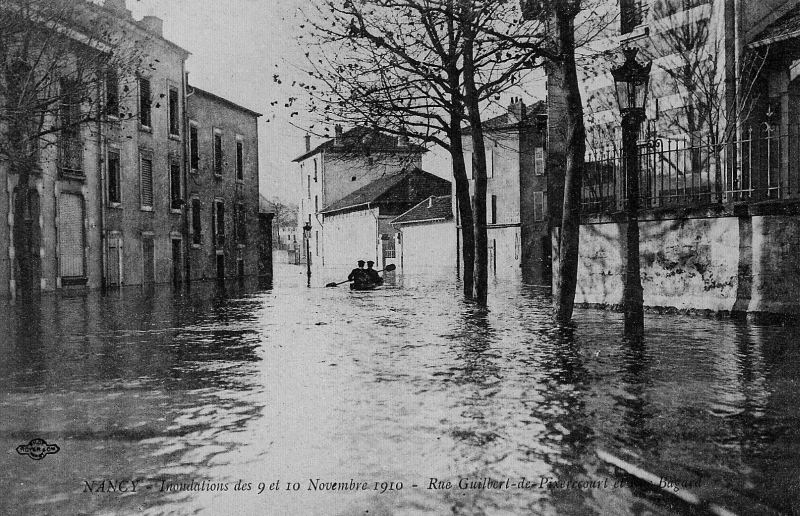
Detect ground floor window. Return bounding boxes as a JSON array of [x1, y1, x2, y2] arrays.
[[58, 193, 85, 278]]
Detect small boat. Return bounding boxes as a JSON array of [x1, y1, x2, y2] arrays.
[[350, 280, 383, 291]]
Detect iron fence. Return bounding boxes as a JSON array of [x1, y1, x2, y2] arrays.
[[582, 122, 800, 214]]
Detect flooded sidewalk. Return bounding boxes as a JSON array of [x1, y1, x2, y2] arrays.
[[0, 264, 798, 515]]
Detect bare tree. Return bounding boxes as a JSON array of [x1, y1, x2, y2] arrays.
[[300, 0, 549, 303], [0, 0, 147, 296]]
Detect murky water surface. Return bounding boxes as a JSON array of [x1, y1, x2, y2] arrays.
[[0, 264, 798, 515]]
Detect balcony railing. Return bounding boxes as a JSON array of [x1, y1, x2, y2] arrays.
[[582, 123, 800, 214]]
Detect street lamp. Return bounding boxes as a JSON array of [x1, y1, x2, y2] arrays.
[[302, 221, 312, 287], [611, 47, 651, 334]]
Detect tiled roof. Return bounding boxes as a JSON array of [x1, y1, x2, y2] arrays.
[[750, 5, 800, 48], [320, 168, 450, 214], [293, 126, 427, 162], [391, 195, 453, 225]]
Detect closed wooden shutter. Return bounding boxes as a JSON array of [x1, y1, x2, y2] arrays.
[[58, 193, 84, 277], [141, 155, 153, 207], [107, 237, 121, 286]]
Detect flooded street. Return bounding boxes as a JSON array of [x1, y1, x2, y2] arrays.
[[1, 263, 799, 515]]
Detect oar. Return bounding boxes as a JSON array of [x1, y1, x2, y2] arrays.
[[325, 264, 396, 287]]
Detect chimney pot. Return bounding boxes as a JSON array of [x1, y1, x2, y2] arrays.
[[304, 133, 311, 152], [334, 124, 343, 146]]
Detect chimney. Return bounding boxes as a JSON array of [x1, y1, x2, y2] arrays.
[[104, 0, 131, 18], [509, 97, 526, 122], [140, 15, 164, 36], [334, 124, 343, 147], [304, 133, 311, 152], [397, 133, 409, 148]]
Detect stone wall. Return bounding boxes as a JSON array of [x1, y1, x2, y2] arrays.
[[573, 209, 800, 314]]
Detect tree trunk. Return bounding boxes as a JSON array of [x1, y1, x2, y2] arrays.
[[12, 165, 34, 299], [553, 4, 585, 324], [449, 124, 475, 299], [462, 11, 488, 305]]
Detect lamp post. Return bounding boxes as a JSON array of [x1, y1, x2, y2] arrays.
[[612, 47, 651, 335], [302, 221, 312, 287]]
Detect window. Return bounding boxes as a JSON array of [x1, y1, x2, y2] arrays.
[[213, 200, 225, 246], [534, 191, 547, 221], [235, 202, 247, 244], [315, 230, 319, 256], [140, 152, 153, 208], [534, 147, 545, 176], [138, 77, 151, 128], [314, 195, 318, 213], [189, 124, 199, 171], [236, 139, 244, 180], [307, 175, 311, 199], [59, 78, 82, 176], [107, 150, 121, 204], [621, 0, 647, 34], [168, 86, 179, 136], [106, 70, 119, 117], [170, 161, 182, 210], [213, 131, 223, 175], [313, 159, 318, 182], [192, 198, 202, 245], [490, 194, 497, 224]]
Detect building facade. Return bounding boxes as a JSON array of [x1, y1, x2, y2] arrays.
[[459, 99, 549, 282], [293, 126, 425, 272], [319, 168, 451, 278], [391, 195, 457, 279], [546, 0, 800, 313], [1, 0, 267, 297], [186, 86, 262, 281]]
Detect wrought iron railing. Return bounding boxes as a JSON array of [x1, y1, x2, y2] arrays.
[[582, 122, 800, 214]]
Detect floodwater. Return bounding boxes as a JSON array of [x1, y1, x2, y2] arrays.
[[0, 263, 798, 515]]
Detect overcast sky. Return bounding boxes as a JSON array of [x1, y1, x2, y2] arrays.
[[127, 0, 545, 205]]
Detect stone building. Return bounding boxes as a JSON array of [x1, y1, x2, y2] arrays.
[[319, 168, 451, 278], [459, 99, 549, 283], [186, 86, 262, 281], [545, 0, 800, 313], [292, 126, 425, 272]]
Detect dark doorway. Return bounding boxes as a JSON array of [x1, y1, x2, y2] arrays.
[[237, 258, 244, 278], [541, 235, 552, 286], [216, 254, 225, 281], [142, 237, 155, 285], [172, 239, 182, 286]]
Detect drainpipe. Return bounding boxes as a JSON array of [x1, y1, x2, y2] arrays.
[[97, 81, 107, 292], [183, 66, 192, 288]]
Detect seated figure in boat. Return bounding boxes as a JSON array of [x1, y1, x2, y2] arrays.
[[348, 260, 369, 288], [365, 261, 383, 286]]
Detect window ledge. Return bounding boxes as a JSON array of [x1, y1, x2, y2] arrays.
[[191, 243, 201, 249], [170, 208, 182, 215], [214, 173, 222, 179], [169, 133, 181, 141], [140, 206, 153, 212], [139, 125, 152, 133], [109, 202, 122, 210], [619, 25, 649, 44]]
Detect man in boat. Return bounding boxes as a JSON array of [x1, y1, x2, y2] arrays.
[[365, 261, 383, 286], [348, 260, 368, 288]]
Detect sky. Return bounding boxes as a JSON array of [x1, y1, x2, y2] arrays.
[[126, 0, 545, 205]]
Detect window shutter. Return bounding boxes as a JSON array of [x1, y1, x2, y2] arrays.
[[141, 157, 153, 206]]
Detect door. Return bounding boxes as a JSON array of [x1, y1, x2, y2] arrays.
[[216, 254, 225, 280], [58, 193, 85, 279], [172, 239, 182, 286], [142, 237, 155, 285]]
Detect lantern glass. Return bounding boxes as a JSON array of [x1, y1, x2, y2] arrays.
[[611, 48, 651, 115]]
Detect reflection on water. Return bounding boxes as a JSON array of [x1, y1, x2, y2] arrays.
[[0, 264, 798, 515]]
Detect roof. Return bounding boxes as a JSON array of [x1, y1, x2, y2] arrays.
[[259, 195, 276, 214], [320, 168, 450, 214], [391, 195, 453, 225], [750, 4, 800, 48], [462, 100, 546, 133], [191, 86, 262, 118], [293, 126, 427, 162]]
